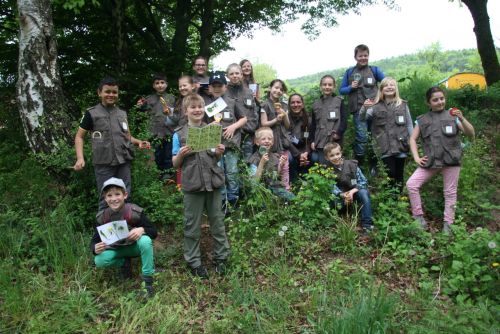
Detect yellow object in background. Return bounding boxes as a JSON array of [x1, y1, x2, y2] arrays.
[[441, 72, 487, 90]]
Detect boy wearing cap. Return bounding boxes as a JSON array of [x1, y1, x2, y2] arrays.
[[90, 177, 157, 297], [74, 77, 150, 210], [204, 71, 247, 208]]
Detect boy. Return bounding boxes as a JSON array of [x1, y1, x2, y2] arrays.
[[204, 71, 247, 207], [74, 77, 150, 210], [324, 142, 374, 234], [137, 73, 176, 179], [90, 177, 157, 297], [247, 127, 295, 201], [172, 93, 230, 279], [339, 44, 385, 164]]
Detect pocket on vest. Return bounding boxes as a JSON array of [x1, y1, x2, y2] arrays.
[[182, 164, 203, 192], [92, 138, 112, 164], [211, 165, 225, 189]]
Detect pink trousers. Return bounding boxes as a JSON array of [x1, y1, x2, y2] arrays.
[[406, 166, 461, 224], [280, 150, 290, 190]]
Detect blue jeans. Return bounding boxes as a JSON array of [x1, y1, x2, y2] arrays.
[[333, 188, 373, 228], [353, 111, 368, 157], [219, 149, 239, 203], [241, 134, 255, 162], [310, 149, 328, 166]]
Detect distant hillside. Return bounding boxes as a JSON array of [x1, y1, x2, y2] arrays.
[[287, 47, 485, 95]]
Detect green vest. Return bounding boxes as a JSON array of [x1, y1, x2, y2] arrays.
[[371, 101, 410, 157], [417, 110, 462, 168], [89, 104, 134, 165], [312, 95, 343, 148]]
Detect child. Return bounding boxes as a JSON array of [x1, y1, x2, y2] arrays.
[[406, 87, 475, 234], [324, 142, 374, 234], [136, 73, 176, 178], [310, 75, 347, 165], [247, 127, 295, 201], [239, 59, 260, 101], [260, 79, 291, 190], [73, 77, 150, 210], [339, 44, 385, 164], [172, 75, 195, 127], [361, 77, 413, 192], [204, 71, 247, 207], [90, 177, 157, 297], [172, 93, 230, 278], [288, 93, 311, 181], [226, 63, 259, 161]]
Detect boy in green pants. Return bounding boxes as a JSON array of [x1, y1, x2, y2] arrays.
[[90, 177, 157, 297]]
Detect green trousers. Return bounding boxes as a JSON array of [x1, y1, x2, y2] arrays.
[[94, 235, 154, 276], [183, 189, 230, 268]]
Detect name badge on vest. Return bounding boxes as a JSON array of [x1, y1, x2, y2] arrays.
[[303, 131, 309, 139], [245, 98, 252, 106], [397, 115, 405, 124], [367, 78, 373, 84], [122, 122, 128, 131], [224, 111, 231, 119], [291, 135, 299, 145], [445, 125, 453, 134], [329, 111, 337, 119], [351, 179, 357, 186]]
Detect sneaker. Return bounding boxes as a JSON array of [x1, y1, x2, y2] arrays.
[[190, 265, 209, 279], [413, 215, 428, 230], [120, 258, 132, 279], [443, 222, 452, 236], [214, 260, 227, 275]]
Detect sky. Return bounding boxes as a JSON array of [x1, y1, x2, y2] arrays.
[[212, 0, 500, 79]]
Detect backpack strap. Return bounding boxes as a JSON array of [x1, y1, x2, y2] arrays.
[[102, 203, 132, 224]]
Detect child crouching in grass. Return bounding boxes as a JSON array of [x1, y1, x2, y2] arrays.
[[324, 142, 374, 234], [247, 127, 295, 201], [91, 177, 157, 298]]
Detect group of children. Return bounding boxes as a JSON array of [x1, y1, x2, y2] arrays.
[[74, 44, 475, 294]]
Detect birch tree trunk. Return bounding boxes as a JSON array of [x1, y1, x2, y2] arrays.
[[17, 0, 73, 154]]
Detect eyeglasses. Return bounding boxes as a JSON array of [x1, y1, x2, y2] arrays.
[[194, 64, 206, 67]]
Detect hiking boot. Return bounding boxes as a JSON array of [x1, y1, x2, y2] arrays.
[[361, 225, 375, 236], [214, 260, 228, 275], [120, 258, 133, 279], [141, 275, 154, 298], [413, 215, 428, 230], [190, 265, 209, 279], [443, 222, 452, 236]]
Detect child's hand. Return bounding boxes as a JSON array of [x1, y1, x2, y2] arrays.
[[138, 140, 151, 149], [73, 158, 85, 171], [178, 146, 192, 157], [94, 242, 107, 254], [223, 124, 237, 139], [415, 155, 428, 167], [351, 80, 359, 89], [279, 154, 287, 167], [136, 97, 146, 107], [311, 142, 316, 151], [128, 227, 145, 241], [259, 153, 269, 165], [215, 144, 225, 155], [299, 152, 309, 166], [363, 99, 374, 107]]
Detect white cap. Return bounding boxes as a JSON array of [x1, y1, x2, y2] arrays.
[[101, 177, 126, 194]]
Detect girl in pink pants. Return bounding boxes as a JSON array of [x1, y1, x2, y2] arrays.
[[406, 87, 475, 234]]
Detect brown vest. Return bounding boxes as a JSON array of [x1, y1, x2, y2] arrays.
[[96, 203, 142, 247], [89, 104, 134, 165], [417, 110, 462, 168], [247, 151, 282, 188], [330, 159, 358, 192], [348, 66, 378, 113], [289, 113, 310, 152], [371, 101, 410, 157], [312, 95, 343, 148], [145, 93, 176, 137], [227, 83, 259, 134], [261, 98, 291, 152], [204, 94, 242, 148], [176, 124, 225, 192]]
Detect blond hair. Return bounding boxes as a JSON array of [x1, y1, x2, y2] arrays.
[[255, 127, 273, 140], [182, 93, 205, 112], [374, 77, 402, 106]]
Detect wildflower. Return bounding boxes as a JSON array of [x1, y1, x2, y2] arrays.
[[492, 263, 499, 268], [476, 227, 483, 231], [399, 196, 408, 201], [278, 230, 285, 237], [488, 241, 496, 249], [430, 239, 435, 246], [408, 249, 416, 256], [281, 226, 288, 232]]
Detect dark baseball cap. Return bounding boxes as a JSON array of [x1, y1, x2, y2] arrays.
[[209, 72, 227, 85]]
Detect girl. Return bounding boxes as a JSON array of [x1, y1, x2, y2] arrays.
[[260, 79, 291, 189], [406, 87, 474, 234], [172, 75, 195, 127], [310, 75, 347, 165], [288, 93, 311, 181], [361, 77, 413, 192], [226, 63, 259, 160], [239, 59, 260, 101]]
